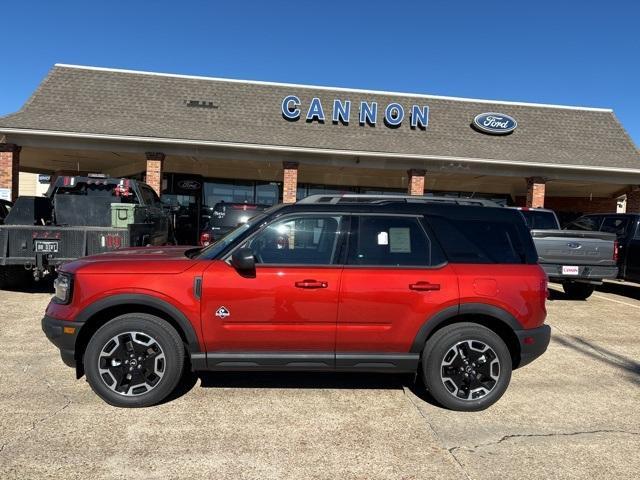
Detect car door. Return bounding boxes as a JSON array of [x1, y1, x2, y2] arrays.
[[336, 215, 459, 368], [624, 219, 640, 281], [200, 213, 346, 368]]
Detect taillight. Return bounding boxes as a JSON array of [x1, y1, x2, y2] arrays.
[[199, 232, 212, 247], [541, 278, 548, 306], [613, 240, 619, 262]]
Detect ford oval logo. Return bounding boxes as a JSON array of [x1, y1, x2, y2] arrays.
[[473, 112, 517, 135], [567, 242, 582, 249], [177, 180, 201, 190]]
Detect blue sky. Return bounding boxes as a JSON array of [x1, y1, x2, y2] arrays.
[[1, 1, 639, 145]]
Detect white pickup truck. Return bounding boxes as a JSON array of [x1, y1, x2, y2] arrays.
[[510, 207, 618, 299]]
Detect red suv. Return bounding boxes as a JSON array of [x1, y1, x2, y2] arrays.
[[42, 195, 550, 411]]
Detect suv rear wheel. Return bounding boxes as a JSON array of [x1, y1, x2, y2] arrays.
[[422, 323, 512, 411], [84, 313, 185, 407], [562, 282, 595, 300]]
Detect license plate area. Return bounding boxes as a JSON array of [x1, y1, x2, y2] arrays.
[[562, 265, 579, 275], [34, 240, 59, 253]]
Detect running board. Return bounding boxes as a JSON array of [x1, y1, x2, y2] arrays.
[[190, 352, 419, 373]]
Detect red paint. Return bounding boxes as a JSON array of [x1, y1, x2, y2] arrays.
[[46, 248, 547, 355], [201, 262, 341, 351], [336, 265, 459, 352]]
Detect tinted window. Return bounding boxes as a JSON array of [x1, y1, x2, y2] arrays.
[[209, 203, 267, 229], [600, 217, 630, 237], [243, 215, 342, 265], [139, 185, 160, 205], [427, 216, 527, 264], [519, 210, 559, 230], [565, 216, 603, 231], [634, 222, 640, 240], [347, 216, 436, 266]]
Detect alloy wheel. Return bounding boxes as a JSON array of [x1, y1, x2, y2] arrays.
[[97, 331, 166, 396], [440, 339, 500, 401]]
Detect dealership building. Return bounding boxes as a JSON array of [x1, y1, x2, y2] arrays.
[[0, 64, 639, 241]]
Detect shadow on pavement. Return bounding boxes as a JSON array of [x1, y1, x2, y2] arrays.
[[2, 278, 55, 294], [198, 371, 414, 390], [554, 334, 640, 386], [163, 370, 419, 404], [596, 281, 640, 301], [546, 287, 592, 302]]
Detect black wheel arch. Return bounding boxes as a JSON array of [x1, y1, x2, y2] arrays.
[[73, 294, 201, 376], [410, 303, 524, 368]]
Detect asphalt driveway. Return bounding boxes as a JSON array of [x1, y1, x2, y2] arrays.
[[1, 281, 638, 479]]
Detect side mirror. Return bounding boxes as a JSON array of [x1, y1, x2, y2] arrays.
[[231, 248, 256, 277]]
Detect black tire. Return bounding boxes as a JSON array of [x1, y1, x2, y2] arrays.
[[84, 313, 185, 408], [422, 323, 512, 412], [562, 282, 595, 300]]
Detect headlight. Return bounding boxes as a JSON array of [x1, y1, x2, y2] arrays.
[[53, 273, 73, 304]]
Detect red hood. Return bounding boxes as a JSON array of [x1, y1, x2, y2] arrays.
[[60, 246, 200, 275]]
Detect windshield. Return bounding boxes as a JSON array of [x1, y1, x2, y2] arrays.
[[193, 208, 277, 259]]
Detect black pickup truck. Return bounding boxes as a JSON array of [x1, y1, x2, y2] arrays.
[[0, 175, 171, 288], [565, 214, 640, 283]]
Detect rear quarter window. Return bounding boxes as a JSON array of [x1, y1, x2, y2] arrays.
[[426, 215, 530, 264]]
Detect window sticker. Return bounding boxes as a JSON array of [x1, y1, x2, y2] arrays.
[[377, 231, 389, 245], [389, 228, 411, 253]]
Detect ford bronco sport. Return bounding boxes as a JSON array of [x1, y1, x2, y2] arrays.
[[42, 194, 550, 411]]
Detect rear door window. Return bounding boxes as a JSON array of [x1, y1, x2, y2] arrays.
[[565, 216, 603, 231], [346, 216, 443, 267], [600, 217, 630, 237]]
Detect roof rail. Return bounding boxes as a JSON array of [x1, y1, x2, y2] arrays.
[[297, 194, 501, 207]]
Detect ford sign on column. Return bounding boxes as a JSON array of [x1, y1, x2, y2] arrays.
[[473, 112, 517, 135]]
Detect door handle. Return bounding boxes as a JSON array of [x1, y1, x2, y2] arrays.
[[409, 281, 440, 291], [295, 279, 328, 289]]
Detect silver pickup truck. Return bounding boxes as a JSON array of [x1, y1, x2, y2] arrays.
[[510, 208, 618, 299]]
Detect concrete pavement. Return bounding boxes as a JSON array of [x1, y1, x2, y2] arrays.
[[1, 281, 638, 479]]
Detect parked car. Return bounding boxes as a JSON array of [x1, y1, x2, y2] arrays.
[[509, 207, 618, 299], [0, 175, 171, 288], [0, 199, 12, 224], [565, 213, 640, 283], [42, 194, 550, 411], [199, 202, 269, 246]]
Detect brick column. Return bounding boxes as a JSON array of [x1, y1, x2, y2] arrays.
[[0, 143, 21, 201], [407, 169, 426, 196], [282, 161, 299, 204], [526, 177, 546, 208], [145, 152, 165, 196], [627, 187, 640, 213]]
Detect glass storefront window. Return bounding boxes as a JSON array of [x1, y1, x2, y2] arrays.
[[201, 180, 280, 207], [296, 184, 359, 201], [255, 182, 279, 205], [203, 180, 254, 207]]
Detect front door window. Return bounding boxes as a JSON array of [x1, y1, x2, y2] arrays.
[[242, 215, 343, 265]]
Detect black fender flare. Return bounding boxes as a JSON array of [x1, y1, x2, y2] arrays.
[[75, 294, 201, 353], [409, 303, 522, 353]]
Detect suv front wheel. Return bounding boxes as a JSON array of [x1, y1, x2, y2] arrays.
[[84, 313, 185, 407], [422, 323, 512, 411]]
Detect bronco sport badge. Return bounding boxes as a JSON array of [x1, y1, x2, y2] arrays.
[[215, 306, 230, 318]]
